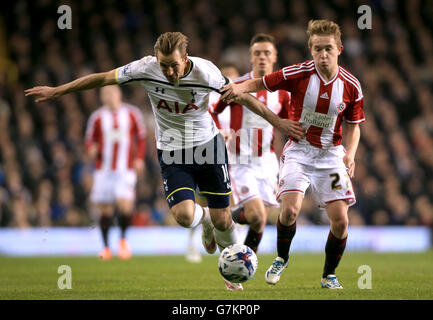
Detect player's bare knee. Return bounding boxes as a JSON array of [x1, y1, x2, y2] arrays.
[[213, 215, 232, 231], [99, 205, 114, 217], [213, 220, 229, 231], [117, 207, 132, 217], [333, 217, 349, 231], [116, 200, 133, 215], [281, 205, 300, 225], [330, 216, 349, 237], [211, 208, 232, 231], [171, 208, 193, 228], [175, 212, 193, 228], [247, 210, 265, 230]]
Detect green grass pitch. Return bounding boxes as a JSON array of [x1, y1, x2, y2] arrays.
[[1, 252, 432, 300]]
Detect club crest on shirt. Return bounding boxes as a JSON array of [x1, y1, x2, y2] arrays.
[[190, 90, 197, 103], [241, 186, 249, 194], [337, 102, 346, 113], [122, 63, 132, 77]]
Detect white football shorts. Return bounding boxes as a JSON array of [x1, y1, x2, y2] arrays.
[[230, 152, 279, 207], [277, 141, 356, 208], [90, 170, 137, 204]]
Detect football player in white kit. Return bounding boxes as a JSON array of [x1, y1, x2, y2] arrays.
[[85, 85, 146, 260], [185, 63, 241, 264], [213, 34, 291, 253], [25, 32, 303, 291], [221, 20, 365, 289]]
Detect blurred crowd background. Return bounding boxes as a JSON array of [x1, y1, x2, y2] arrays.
[[0, 0, 432, 229]]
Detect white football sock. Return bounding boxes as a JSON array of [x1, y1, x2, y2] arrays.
[[200, 206, 213, 229], [188, 226, 196, 245], [214, 220, 239, 249], [188, 203, 205, 229]]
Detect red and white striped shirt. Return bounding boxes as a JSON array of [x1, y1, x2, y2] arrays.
[[212, 71, 291, 157], [263, 60, 365, 149], [85, 103, 146, 171]]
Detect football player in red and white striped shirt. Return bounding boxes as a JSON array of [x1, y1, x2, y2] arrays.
[[212, 34, 291, 253], [209, 63, 240, 136], [85, 85, 146, 260], [25, 32, 299, 291], [221, 20, 365, 289]]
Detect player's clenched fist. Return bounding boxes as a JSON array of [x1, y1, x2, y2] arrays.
[[24, 86, 59, 103]]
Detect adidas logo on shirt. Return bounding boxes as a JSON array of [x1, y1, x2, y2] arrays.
[[320, 92, 329, 99]]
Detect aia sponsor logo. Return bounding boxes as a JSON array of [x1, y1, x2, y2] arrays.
[[156, 99, 199, 114]]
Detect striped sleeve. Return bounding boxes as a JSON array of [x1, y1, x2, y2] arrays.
[[340, 67, 363, 102], [340, 67, 365, 124], [84, 111, 101, 150], [212, 99, 229, 115], [345, 97, 365, 124], [129, 106, 147, 159], [277, 90, 291, 119], [262, 70, 285, 92], [263, 61, 314, 92]]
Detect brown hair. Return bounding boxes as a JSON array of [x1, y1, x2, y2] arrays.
[[250, 33, 276, 47], [154, 32, 189, 57], [306, 19, 342, 49]]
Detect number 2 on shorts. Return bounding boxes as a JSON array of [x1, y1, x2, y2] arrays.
[[329, 173, 342, 190]]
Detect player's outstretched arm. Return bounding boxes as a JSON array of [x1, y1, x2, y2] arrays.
[[343, 123, 361, 178], [220, 78, 265, 103], [234, 93, 305, 141], [25, 69, 117, 103]]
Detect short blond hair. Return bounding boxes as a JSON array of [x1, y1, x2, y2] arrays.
[[154, 32, 189, 57], [307, 19, 342, 49]]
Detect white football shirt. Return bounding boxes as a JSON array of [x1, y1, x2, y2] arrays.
[[115, 56, 229, 150]]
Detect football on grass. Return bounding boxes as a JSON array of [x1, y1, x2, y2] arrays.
[[218, 244, 258, 283]]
